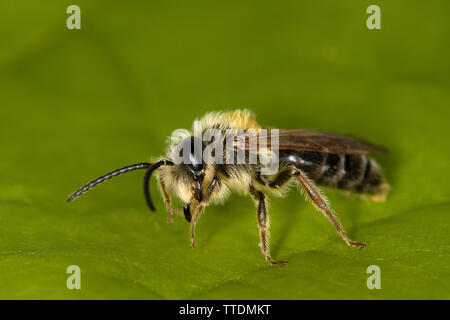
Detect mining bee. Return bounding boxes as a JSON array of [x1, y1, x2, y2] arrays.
[[67, 110, 389, 265]]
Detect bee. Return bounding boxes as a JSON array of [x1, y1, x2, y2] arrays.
[[67, 110, 389, 265]]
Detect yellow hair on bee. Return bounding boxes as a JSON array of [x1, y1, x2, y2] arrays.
[[198, 109, 261, 131], [370, 182, 390, 202]]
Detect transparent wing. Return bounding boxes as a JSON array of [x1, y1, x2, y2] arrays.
[[241, 129, 389, 155]]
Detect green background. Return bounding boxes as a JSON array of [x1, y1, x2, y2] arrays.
[[0, 0, 449, 299]]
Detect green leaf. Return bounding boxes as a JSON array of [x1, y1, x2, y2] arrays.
[[0, 0, 449, 299]]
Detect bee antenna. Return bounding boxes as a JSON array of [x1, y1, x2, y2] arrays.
[[143, 160, 174, 211], [67, 163, 152, 202]]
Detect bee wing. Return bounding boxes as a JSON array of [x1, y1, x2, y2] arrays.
[[270, 129, 389, 155], [240, 129, 388, 155]]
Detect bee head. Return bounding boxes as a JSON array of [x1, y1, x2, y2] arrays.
[[176, 136, 205, 202]]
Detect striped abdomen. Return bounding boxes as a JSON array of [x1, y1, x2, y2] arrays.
[[279, 150, 387, 197]]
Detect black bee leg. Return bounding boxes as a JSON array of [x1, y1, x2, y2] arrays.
[[256, 168, 293, 190], [203, 176, 220, 203], [255, 170, 271, 186], [291, 167, 366, 249], [250, 186, 288, 266], [267, 169, 293, 189], [190, 176, 221, 248], [183, 203, 192, 222]]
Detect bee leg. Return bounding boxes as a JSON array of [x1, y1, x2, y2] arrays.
[[158, 178, 183, 224], [190, 176, 221, 248], [250, 186, 288, 266], [158, 178, 175, 225], [190, 208, 201, 248], [267, 168, 293, 189], [291, 167, 365, 249], [255, 170, 271, 186], [256, 167, 293, 190]]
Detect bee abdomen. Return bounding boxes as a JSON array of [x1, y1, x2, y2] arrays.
[[280, 151, 327, 181], [321, 154, 385, 196], [336, 154, 367, 189], [280, 151, 386, 196], [354, 158, 386, 196], [317, 153, 345, 186]]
